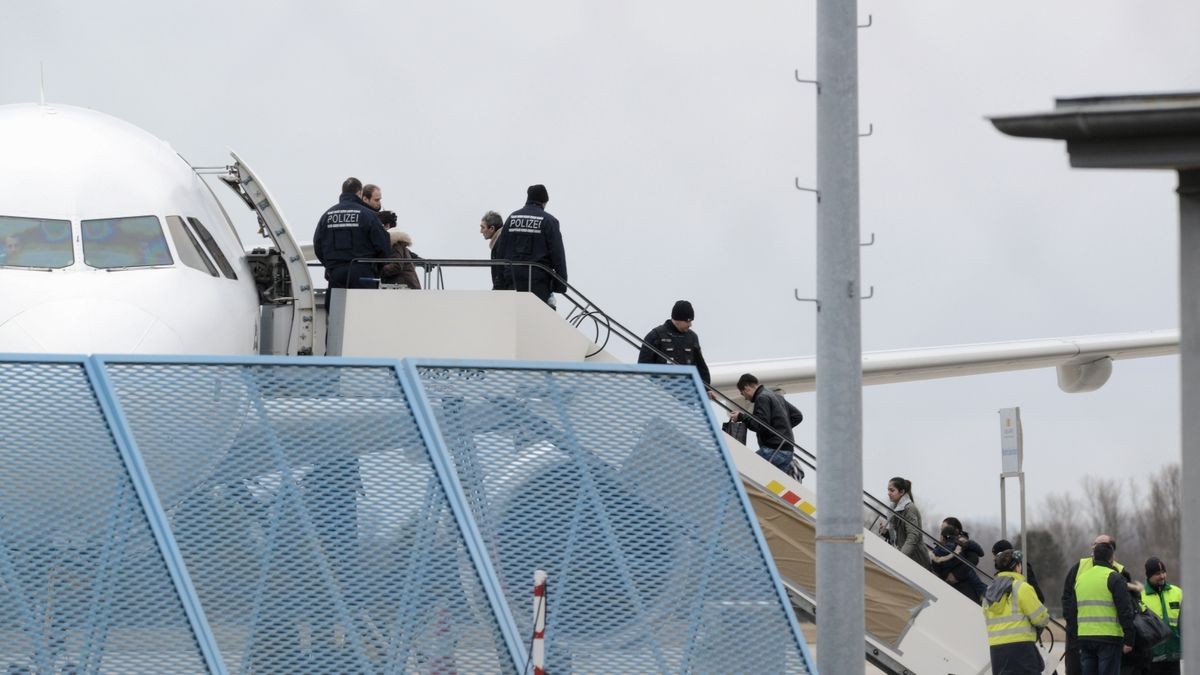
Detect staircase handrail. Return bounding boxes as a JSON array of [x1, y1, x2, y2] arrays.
[[332, 257, 1067, 636]]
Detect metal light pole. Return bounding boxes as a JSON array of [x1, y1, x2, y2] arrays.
[[815, 0, 865, 672]]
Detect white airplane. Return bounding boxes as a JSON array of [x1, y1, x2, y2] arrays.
[[0, 103, 314, 355]]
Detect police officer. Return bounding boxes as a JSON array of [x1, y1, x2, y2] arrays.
[[496, 184, 566, 304], [982, 550, 1050, 674], [637, 300, 717, 404], [313, 177, 391, 312]]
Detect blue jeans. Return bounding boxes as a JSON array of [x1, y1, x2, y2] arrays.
[[756, 446, 792, 471], [1078, 640, 1122, 675]]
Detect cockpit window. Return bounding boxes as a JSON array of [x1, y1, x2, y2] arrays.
[[82, 216, 173, 269], [187, 217, 238, 280], [0, 216, 74, 269], [166, 216, 218, 276]]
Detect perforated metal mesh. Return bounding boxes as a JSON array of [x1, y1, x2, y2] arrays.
[[0, 360, 210, 673], [99, 361, 519, 674], [413, 364, 811, 674]]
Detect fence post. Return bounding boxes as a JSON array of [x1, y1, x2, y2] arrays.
[[532, 570, 547, 675]]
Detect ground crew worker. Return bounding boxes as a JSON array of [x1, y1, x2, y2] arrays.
[[982, 549, 1050, 674], [1065, 541, 1135, 675], [1061, 534, 1128, 675], [313, 177, 391, 313], [1142, 557, 1182, 674]]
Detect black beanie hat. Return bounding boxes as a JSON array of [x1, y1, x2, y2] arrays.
[[992, 539, 1014, 555], [1146, 557, 1166, 578], [671, 300, 695, 321], [527, 184, 549, 204]]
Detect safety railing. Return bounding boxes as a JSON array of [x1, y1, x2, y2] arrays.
[[343, 258, 817, 467]]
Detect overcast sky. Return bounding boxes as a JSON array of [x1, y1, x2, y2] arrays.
[[5, 1, 1199, 541]]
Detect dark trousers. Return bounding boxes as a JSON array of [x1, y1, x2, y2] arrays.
[[989, 641, 1043, 674], [1066, 640, 1081, 675], [1079, 640, 1123, 675], [511, 269, 554, 305], [324, 263, 378, 348], [1147, 660, 1180, 674]]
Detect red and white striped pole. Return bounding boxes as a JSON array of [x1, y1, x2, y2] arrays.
[[532, 570, 547, 675]]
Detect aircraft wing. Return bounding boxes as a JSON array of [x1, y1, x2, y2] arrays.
[[709, 329, 1178, 398]]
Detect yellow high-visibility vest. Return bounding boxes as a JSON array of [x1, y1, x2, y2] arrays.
[[1075, 564, 1122, 638], [1078, 556, 1124, 575], [982, 571, 1050, 646]]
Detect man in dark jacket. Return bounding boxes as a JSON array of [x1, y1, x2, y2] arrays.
[[729, 373, 802, 471], [496, 185, 566, 304], [1064, 541, 1136, 675], [993, 538, 1045, 602], [638, 300, 712, 387], [479, 210, 511, 290], [313, 177, 391, 311], [1062, 534, 1136, 675]]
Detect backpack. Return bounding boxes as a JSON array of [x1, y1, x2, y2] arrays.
[[786, 400, 803, 428]]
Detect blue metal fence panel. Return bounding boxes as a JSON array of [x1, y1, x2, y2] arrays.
[[0, 358, 212, 673], [96, 357, 522, 674], [408, 360, 813, 674]]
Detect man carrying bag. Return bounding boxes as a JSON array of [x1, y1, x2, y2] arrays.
[[728, 373, 804, 480]]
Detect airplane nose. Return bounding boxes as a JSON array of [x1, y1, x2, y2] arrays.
[[0, 298, 185, 354]]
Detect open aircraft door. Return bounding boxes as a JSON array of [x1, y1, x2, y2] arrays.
[[216, 152, 316, 356]]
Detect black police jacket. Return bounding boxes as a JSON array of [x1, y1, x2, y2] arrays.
[[497, 201, 567, 291], [637, 320, 711, 384], [313, 193, 391, 269]]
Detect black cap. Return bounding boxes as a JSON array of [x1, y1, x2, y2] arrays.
[[378, 210, 398, 227], [671, 300, 695, 321], [995, 549, 1022, 572], [527, 184, 549, 204], [1146, 557, 1167, 578], [992, 539, 1014, 555], [1093, 542, 1115, 561]]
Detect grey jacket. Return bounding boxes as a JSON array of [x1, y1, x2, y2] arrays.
[[890, 501, 931, 568]]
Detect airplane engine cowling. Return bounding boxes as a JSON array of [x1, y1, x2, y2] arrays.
[[1057, 356, 1113, 393]]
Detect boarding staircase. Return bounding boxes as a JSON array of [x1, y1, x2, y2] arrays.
[[315, 259, 1067, 675]]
